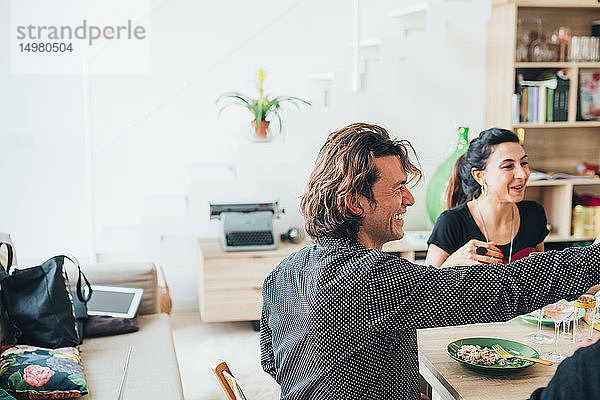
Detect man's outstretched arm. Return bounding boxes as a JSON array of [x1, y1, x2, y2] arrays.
[[367, 244, 600, 330]]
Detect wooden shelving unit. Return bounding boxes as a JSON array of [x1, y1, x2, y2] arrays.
[[515, 61, 600, 68], [524, 178, 600, 239], [486, 1, 600, 241], [514, 121, 600, 128]]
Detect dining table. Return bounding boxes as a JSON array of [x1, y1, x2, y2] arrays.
[[417, 316, 600, 400]]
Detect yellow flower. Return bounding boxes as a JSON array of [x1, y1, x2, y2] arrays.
[[55, 353, 80, 362], [257, 69, 265, 100]]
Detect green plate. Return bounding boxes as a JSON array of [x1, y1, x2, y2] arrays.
[[447, 337, 538, 372], [518, 308, 584, 326]]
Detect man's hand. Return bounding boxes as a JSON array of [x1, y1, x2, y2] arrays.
[[441, 240, 503, 267], [421, 394, 431, 400], [585, 284, 600, 295]]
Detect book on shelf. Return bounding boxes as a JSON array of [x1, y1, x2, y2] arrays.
[[520, 87, 528, 122], [529, 170, 591, 181], [512, 94, 520, 125], [538, 86, 546, 124], [519, 78, 557, 89], [546, 88, 554, 122], [528, 86, 538, 122], [554, 70, 569, 122], [516, 70, 568, 123]]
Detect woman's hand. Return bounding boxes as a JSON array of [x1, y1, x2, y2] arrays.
[[440, 239, 503, 267]]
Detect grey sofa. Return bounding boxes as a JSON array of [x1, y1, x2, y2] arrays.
[[1, 234, 184, 399]]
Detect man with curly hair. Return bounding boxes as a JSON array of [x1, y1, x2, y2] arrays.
[[260, 122, 600, 400]]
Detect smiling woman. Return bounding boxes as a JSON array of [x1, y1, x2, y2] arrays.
[[425, 128, 549, 268]]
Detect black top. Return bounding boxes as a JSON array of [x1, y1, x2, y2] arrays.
[[427, 200, 549, 263], [530, 339, 600, 399], [260, 236, 600, 400]]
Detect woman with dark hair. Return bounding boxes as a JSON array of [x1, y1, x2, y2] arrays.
[[425, 127, 549, 267]]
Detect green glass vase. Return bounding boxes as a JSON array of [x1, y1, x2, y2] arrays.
[[426, 127, 469, 224]]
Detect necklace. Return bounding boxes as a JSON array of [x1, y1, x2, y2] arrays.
[[476, 200, 515, 263]]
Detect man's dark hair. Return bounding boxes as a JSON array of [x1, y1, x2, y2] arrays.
[[300, 122, 422, 240]]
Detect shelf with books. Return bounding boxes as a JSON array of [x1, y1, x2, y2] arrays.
[[516, 1, 600, 8], [516, 62, 600, 68], [526, 177, 600, 239], [486, 1, 600, 243], [513, 121, 600, 128], [546, 234, 595, 243], [514, 69, 571, 124], [527, 177, 600, 187]]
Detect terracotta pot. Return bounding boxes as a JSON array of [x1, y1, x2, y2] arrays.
[[252, 120, 270, 138]]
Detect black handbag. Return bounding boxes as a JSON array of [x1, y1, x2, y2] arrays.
[[0, 242, 92, 348]]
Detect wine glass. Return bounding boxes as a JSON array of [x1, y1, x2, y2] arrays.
[[542, 300, 573, 363], [526, 308, 555, 344], [560, 318, 572, 338], [525, 252, 554, 344]]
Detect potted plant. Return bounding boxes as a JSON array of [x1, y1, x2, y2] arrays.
[[217, 69, 311, 139]]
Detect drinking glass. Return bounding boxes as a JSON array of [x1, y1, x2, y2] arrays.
[[526, 308, 555, 344], [570, 37, 582, 61], [596, 292, 600, 324], [525, 252, 554, 344], [516, 18, 533, 62], [542, 300, 573, 363], [573, 294, 596, 344], [560, 318, 572, 338]]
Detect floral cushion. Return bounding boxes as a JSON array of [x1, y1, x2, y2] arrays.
[[0, 346, 87, 399], [0, 390, 16, 400]]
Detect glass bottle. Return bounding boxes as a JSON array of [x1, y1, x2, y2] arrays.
[[557, 26, 571, 62], [425, 127, 469, 224], [529, 19, 556, 62], [516, 18, 530, 62], [573, 294, 596, 344]]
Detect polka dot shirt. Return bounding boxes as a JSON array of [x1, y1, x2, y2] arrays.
[[260, 236, 600, 400]]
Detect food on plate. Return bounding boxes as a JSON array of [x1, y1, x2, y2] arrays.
[[456, 345, 506, 366], [526, 309, 552, 319], [574, 294, 596, 309]]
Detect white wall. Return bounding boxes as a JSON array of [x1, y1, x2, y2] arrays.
[[0, 0, 490, 310]]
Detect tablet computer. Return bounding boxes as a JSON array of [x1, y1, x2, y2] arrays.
[[86, 285, 144, 318]]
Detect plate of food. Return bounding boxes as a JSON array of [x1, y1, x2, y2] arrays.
[[519, 307, 584, 326], [447, 337, 538, 372]]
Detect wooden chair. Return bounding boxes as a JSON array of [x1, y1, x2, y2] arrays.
[[212, 359, 248, 400]]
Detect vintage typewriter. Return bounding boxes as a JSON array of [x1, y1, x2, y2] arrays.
[[209, 201, 282, 251]]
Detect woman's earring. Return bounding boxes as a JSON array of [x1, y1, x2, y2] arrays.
[[481, 183, 488, 196]]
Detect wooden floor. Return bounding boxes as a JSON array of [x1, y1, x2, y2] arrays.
[[170, 311, 280, 400]]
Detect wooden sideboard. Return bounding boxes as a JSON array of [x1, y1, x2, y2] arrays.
[[198, 236, 426, 323], [198, 239, 305, 322]]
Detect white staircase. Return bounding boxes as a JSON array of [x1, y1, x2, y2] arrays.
[[92, 0, 492, 311]]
